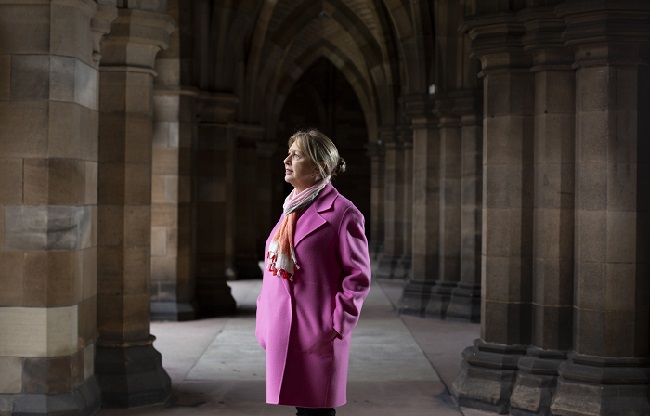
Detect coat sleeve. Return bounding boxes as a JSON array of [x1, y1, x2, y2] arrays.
[[332, 206, 371, 339]]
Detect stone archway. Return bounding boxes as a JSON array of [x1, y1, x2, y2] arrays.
[[274, 58, 371, 227]]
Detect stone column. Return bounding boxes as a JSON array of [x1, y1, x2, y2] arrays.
[[397, 95, 439, 316], [256, 140, 279, 258], [447, 90, 483, 322], [394, 125, 413, 279], [550, 3, 650, 416], [452, 13, 534, 413], [150, 0, 198, 321], [368, 141, 385, 259], [194, 92, 238, 316], [95, 6, 175, 408], [233, 124, 265, 279], [377, 127, 405, 279], [509, 7, 575, 416], [426, 96, 462, 317], [0, 1, 112, 414]]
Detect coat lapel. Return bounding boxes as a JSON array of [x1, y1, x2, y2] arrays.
[[293, 184, 338, 248]]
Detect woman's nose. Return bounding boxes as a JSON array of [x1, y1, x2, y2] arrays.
[[283, 155, 291, 164]]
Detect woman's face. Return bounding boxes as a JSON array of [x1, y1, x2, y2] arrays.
[[284, 142, 318, 193]]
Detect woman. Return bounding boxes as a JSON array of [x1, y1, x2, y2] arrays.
[[255, 129, 371, 416]]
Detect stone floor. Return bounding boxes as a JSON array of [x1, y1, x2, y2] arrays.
[[98, 278, 494, 416]]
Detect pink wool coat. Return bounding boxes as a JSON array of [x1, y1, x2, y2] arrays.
[[255, 184, 371, 408]]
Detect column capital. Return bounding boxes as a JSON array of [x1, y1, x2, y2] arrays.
[[462, 11, 531, 75], [557, 1, 650, 67], [91, 3, 119, 63], [519, 6, 574, 71], [100, 7, 176, 71], [197, 92, 239, 124]]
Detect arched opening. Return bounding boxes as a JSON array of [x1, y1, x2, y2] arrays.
[[274, 58, 371, 233]]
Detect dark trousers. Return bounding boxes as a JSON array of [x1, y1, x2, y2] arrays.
[[295, 407, 336, 416]]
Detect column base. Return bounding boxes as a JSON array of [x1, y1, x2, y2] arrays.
[[550, 354, 650, 416], [447, 281, 481, 322], [451, 339, 527, 414], [376, 254, 401, 279], [392, 255, 412, 280], [95, 338, 171, 408], [150, 300, 197, 321], [510, 347, 566, 416], [195, 276, 237, 317], [396, 280, 435, 316], [3, 376, 101, 416], [425, 280, 457, 318]]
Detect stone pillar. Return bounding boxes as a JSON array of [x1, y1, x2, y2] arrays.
[[233, 124, 265, 279], [377, 127, 405, 279], [394, 125, 413, 279], [150, 0, 198, 321], [397, 95, 439, 316], [452, 12, 534, 413], [550, 3, 650, 415], [194, 92, 238, 316], [256, 140, 279, 259], [95, 5, 175, 408], [426, 97, 462, 317], [447, 90, 483, 322], [0, 1, 112, 414], [368, 141, 385, 259], [510, 7, 575, 416]]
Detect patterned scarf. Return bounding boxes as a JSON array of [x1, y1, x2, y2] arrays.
[[266, 176, 331, 281]]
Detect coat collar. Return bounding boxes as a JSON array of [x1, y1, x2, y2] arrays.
[[293, 183, 338, 248]]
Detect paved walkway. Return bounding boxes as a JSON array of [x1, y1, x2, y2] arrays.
[[99, 278, 493, 416]]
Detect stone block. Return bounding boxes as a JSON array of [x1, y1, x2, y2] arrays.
[[484, 115, 532, 165], [22, 159, 47, 205], [576, 66, 610, 112], [97, 163, 125, 204], [0, 55, 9, 99], [45, 251, 78, 306], [0, 357, 22, 394], [49, 56, 76, 103], [0, 305, 77, 357], [124, 163, 152, 204], [82, 247, 97, 300], [534, 162, 575, 210], [604, 262, 637, 312], [79, 110, 99, 162], [576, 162, 607, 210], [484, 163, 524, 209], [150, 226, 167, 256], [0, 252, 23, 305], [483, 254, 530, 303], [532, 303, 573, 350], [152, 147, 179, 176], [574, 308, 606, 355], [607, 162, 638, 211], [0, 5, 50, 55], [151, 256, 176, 282], [125, 72, 153, 115], [97, 205, 124, 247], [533, 258, 573, 306], [535, 114, 575, 164], [84, 344, 94, 379], [151, 175, 166, 203], [123, 247, 150, 292], [78, 298, 97, 347], [576, 111, 609, 163], [535, 70, 576, 114], [22, 355, 73, 394], [48, 159, 85, 205], [124, 119, 152, 164], [50, 2, 94, 63], [606, 211, 638, 263], [575, 209, 606, 263], [85, 162, 98, 205], [123, 205, 151, 247], [23, 252, 48, 307], [0, 158, 23, 204], [153, 94, 180, 122], [164, 175, 180, 202], [483, 208, 515, 257], [73, 60, 98, 110], [10, 55, 49, 100], [48, 102, 80, 159], [483, 301, 532, 345], [0, 101, 48, 158]]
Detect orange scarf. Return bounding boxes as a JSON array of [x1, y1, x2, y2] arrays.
[[266, 177, 330, 281]]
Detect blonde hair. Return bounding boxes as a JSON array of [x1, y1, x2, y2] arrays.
[[288, 129, 346, 179]]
